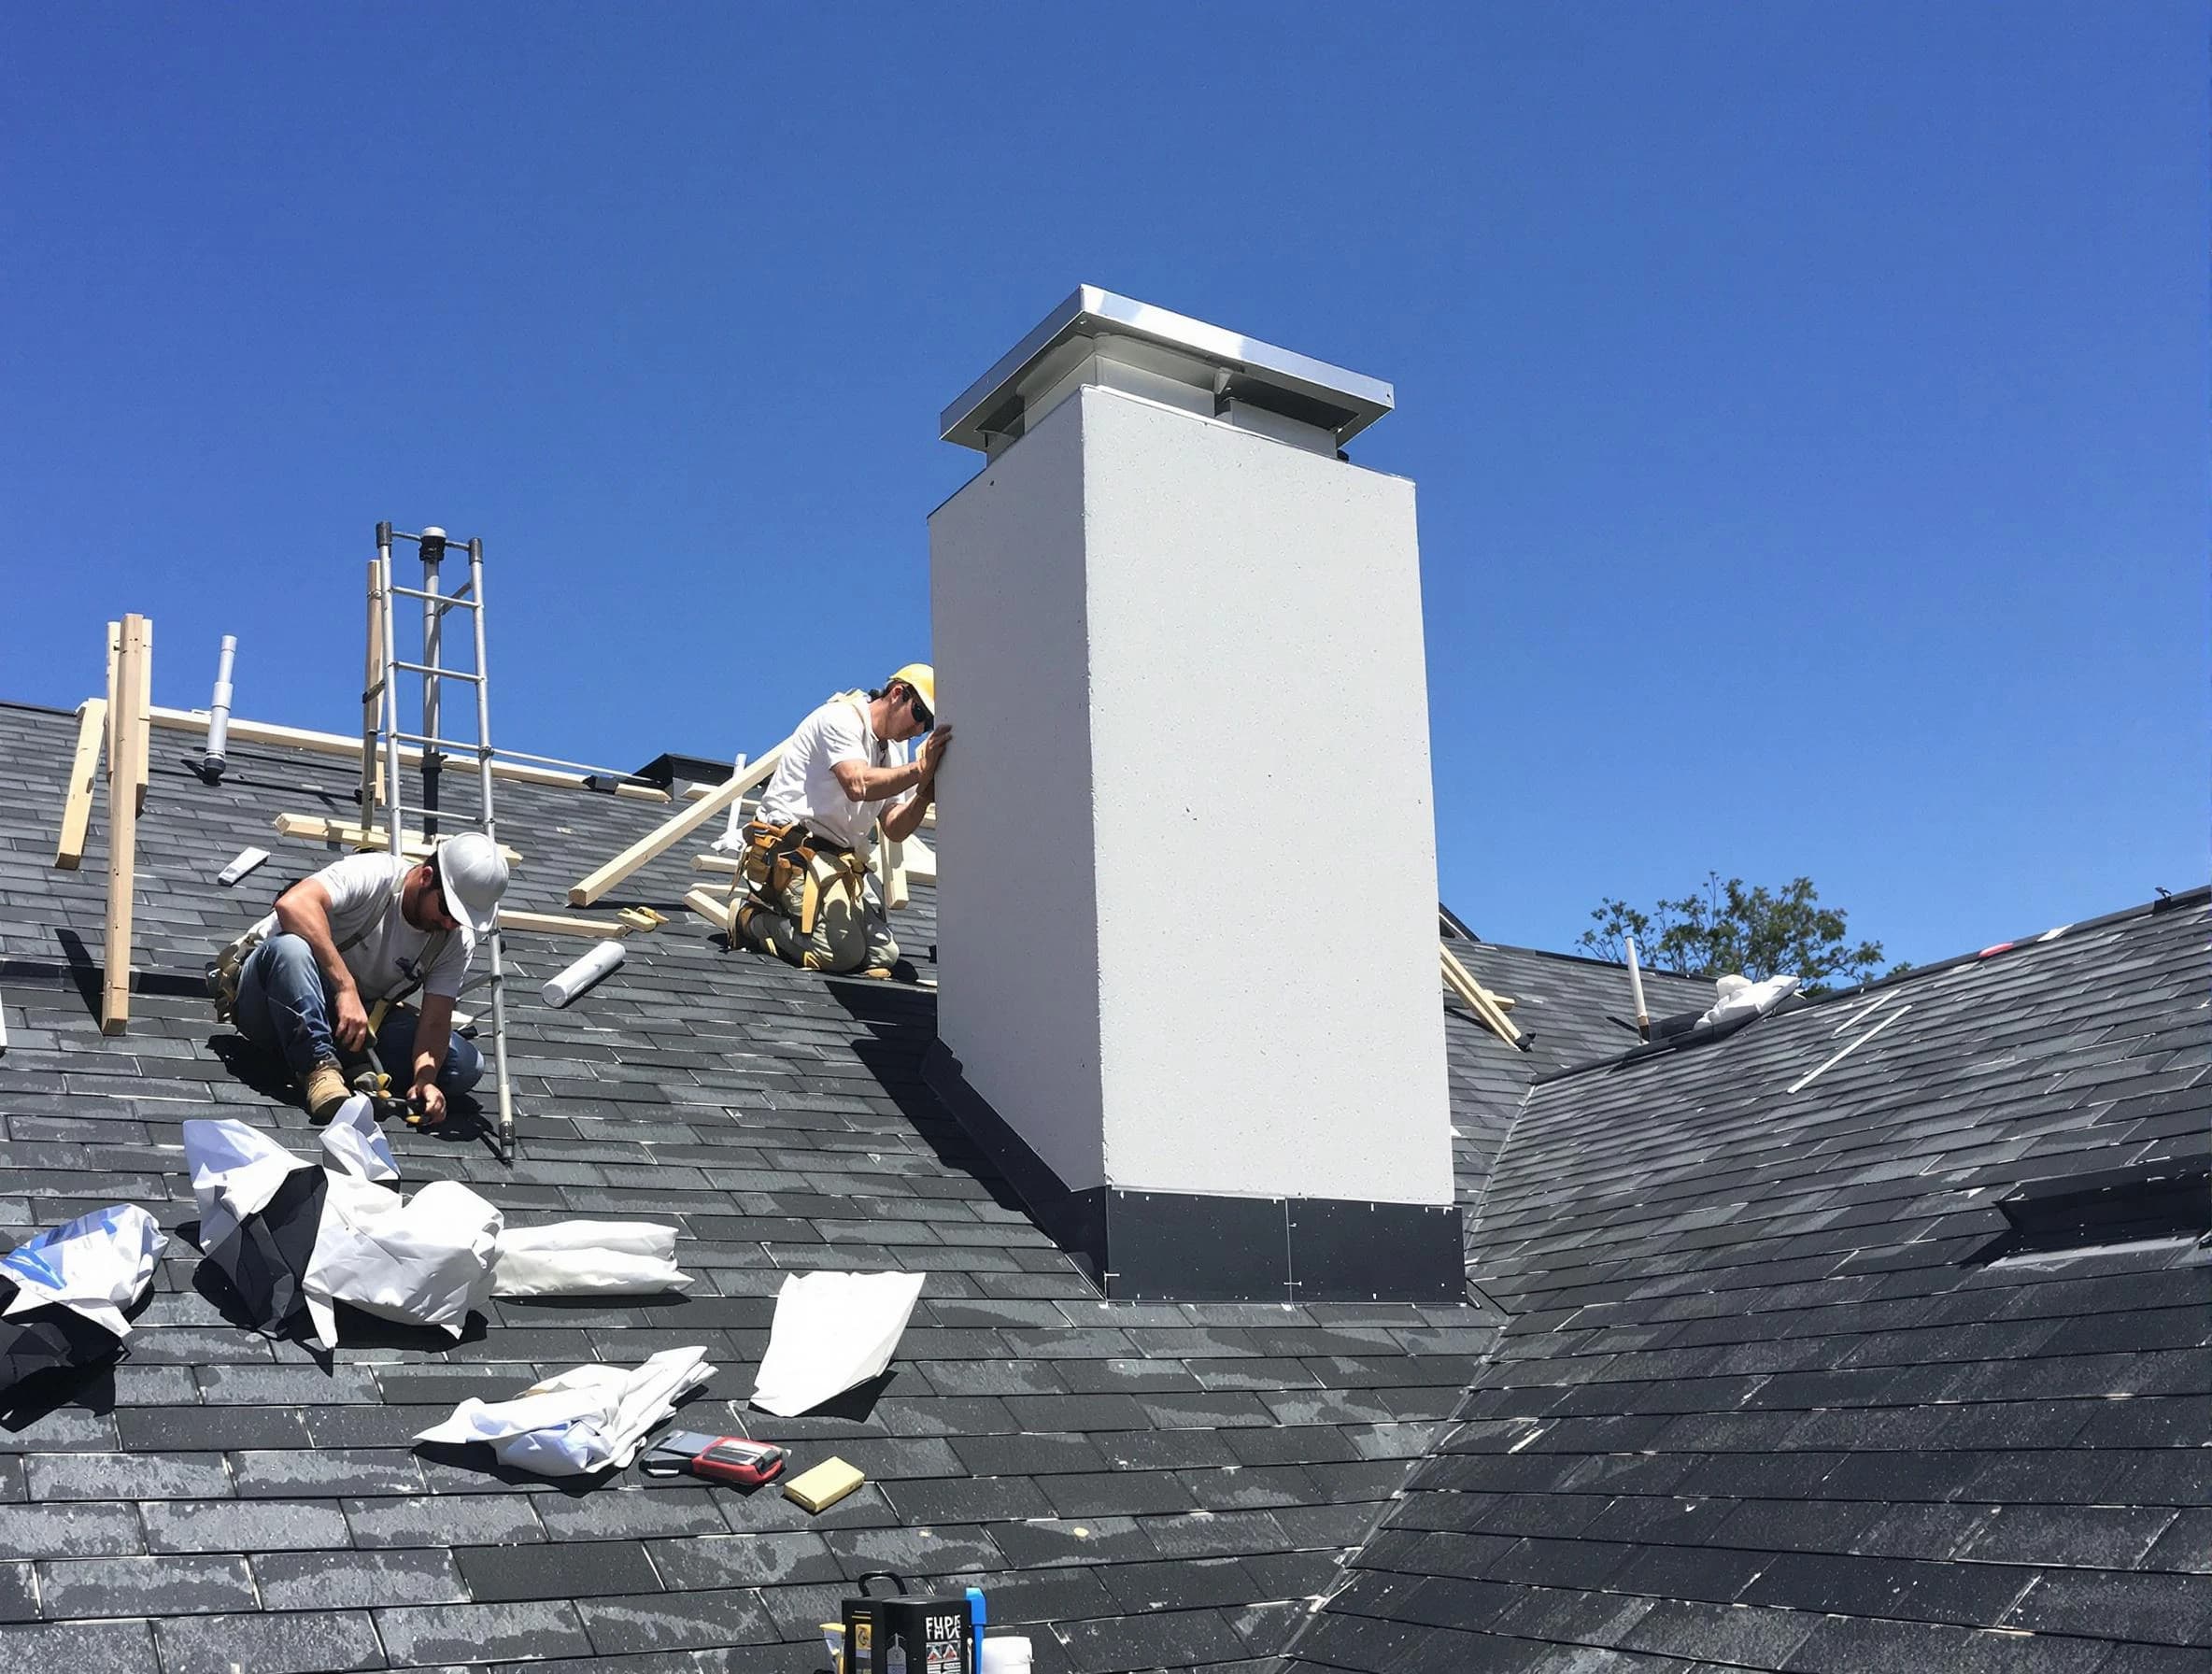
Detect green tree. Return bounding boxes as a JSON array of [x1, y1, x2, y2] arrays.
[[1577, 872, 1892, 993]]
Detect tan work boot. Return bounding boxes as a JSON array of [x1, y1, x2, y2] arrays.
[[301, 1059, 349, 1123]]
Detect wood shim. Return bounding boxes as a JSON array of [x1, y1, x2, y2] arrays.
[[615, 907, 667, 932], [569, 748, 786, 906], [1440, 943, 1523, 1047], [271, 812, 522, 867], [53, 698, 106, 871], [682, 886, 735, 934], [147, 706, 672, 803], [496, 910, 633, 939], [104, 615, 150, 1035]]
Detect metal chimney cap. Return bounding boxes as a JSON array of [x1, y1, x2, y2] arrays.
[[940, 286, 1395, 454]]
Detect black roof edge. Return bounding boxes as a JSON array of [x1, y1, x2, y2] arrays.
[[1531, 885, 2212, 1090], [1439, 901, 1481, 943], [0, 698, 84, 719]]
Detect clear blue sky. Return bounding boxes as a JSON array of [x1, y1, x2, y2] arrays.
[[5, 6, 2203, 968]]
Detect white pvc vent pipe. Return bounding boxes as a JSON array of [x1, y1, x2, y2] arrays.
[[204, 634, 238, 778], [541, 940, 626, 1008]]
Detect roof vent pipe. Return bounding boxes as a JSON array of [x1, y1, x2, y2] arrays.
[[1625, 935, 1651, 1041], [202, 633, 238, 781]]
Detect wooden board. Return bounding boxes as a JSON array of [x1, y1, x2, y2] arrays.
[[568, 748, 784, 906], [496, 910, 632, 939], [53, 697, 106, 871], [147, 706, 672, 802], [103, 616, 149, 1034], [135, 617, 151, 814], [272, 812, 521, 866], [682, 886, 735, 934], [1440, 943, 1522, 1046]]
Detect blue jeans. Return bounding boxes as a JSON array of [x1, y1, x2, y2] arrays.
[[235, 933, 482, 1092]]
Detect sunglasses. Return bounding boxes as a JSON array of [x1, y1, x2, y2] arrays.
[[909, 690, 934, 731]]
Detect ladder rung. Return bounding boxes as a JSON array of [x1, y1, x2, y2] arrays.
[[389, 585, 480, 609], [391, 731, 493, 755], [390, 660, 482, 681]]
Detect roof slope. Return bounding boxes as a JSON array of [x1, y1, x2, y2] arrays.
[[1285, 892, 2212, 1672], [0, 699, 1641, 1673]]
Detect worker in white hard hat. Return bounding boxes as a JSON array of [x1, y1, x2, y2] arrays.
[[735, 664, 951, 977], [222, 832, 510, 1126]]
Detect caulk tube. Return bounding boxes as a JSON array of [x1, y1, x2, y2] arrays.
[[541, 940, 625, 1008], [204, 634, 238, 778]]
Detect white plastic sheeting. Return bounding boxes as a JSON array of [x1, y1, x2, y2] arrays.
[[490, 1223, 692, 1298], [0, 1205, 167, 1337], [1698, 972, 1802, 1030], [414, 1345, 715, 1476], [750, 1270, 924, 1417], [304, 1171, 503, 1350], [320, 1095, 399, 1184], [184, 1118, 314, 1251]]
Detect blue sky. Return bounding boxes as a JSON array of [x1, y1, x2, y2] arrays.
[[4, 6, 2203, 968]]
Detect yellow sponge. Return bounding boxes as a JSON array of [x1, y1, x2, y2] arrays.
[[783, 1456, 865, 1513]]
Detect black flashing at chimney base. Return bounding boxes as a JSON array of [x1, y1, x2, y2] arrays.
[[922, 1043, 1464, 1303]]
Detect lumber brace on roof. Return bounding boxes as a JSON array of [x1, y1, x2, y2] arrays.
[[682, 885, 736, 935], [103, 615, 151, 1035], [53, 697, 107, 871], [1440, 943, 1525, 1049], [495, 910, 633, 939], [569, 746, 787, 907], [271, 813, 522, 867]]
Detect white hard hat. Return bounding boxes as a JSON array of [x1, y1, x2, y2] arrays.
[[437, 832, 509, 933]]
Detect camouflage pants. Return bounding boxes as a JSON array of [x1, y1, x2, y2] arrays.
[[735, 854, 899, 975]]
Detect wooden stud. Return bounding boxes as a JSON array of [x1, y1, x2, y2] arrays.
[[104, 621, 120, 780], [134, 617, 152, 814], [496, 909, 633, 939], [691, 854, 745, 874], [144, 706, 672, 802], [53, 697, 107, 871], [1440, 943, 1523, 1047], [103, 615, 149, 1034], [272, 812, 521, 866], [682, 886, 735, 934], [568, 748, 785, 906]]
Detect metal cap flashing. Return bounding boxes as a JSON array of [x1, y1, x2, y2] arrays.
[[940, 286, 1394, 453]]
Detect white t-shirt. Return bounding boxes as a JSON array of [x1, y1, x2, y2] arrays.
[[253, 854, 475, 1001], [756, 695, 911, 852]]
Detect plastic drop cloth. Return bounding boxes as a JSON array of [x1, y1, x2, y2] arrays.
[[414, 1345, 715, 1475], [0, 1204, 166, 1339], [750, 1270, 924, 1417], [490, 1222, 693, 1298], [183, 1118, 327, 1335], [320, 1095, 398, 1183], [1698, 972, 1802, 1029], [303, 1162, 501, 1350]]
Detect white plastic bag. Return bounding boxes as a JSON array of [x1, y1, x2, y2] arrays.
[[319, 1095, 399, 1184], [1699, 972, 1801, 1029], [414, 1345, 715, 1475], [303, 1174, 502, 1350], [750, 1270, 924, 1417], [490, 1222, 692, 1298], [0, 1205, 167, 1337]]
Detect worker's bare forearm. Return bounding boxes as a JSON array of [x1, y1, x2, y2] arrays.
[[275, 885, 359, 998], [413, 994, 456, 1089], [833, 759, 931, 803], [880, 784, 934, 844]]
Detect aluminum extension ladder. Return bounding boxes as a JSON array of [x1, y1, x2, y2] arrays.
[[359, 522, 520, 1160]]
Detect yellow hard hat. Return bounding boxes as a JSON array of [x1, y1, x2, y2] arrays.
[[886, 662, 935, 713]]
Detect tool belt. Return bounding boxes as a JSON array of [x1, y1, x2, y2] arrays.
[[739, 818, 872, 940]]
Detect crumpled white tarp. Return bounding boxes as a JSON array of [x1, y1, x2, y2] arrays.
[[1699, 972, 1802, 1029], [320, 1094, 398, 1184], [750, 1270, 924, 1417], [0, 1205, 168, 1337], [184, 1118, 314, 1251], [414, 1345, 715, 1475], [490, 1222, 692, 1298], [304, 1170, 502, 1350]]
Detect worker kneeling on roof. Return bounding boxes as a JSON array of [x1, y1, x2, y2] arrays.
[[735, 664, 950, 977], [216, 834, 510, 1126]]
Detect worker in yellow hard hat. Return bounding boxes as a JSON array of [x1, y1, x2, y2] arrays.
[[733, 664, 951, 977]]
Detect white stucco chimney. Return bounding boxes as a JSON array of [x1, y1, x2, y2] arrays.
[[926, 288, 1459, 1301]]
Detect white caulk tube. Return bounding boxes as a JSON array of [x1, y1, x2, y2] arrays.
[[204, 634, 238, 778], [541, 939, 626, 1008], [1625, 934, 1651, 1041]]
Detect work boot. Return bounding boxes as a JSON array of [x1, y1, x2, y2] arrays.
[[300, 1059, 349, 1124]]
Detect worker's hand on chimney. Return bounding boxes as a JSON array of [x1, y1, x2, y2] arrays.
[[332, 986, 370, 1053], [918, 725, 953, 776]]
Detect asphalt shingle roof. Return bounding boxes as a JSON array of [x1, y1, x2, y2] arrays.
[[1283, 888, 2212, 1673], [0, 698, 1651, 1673]]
